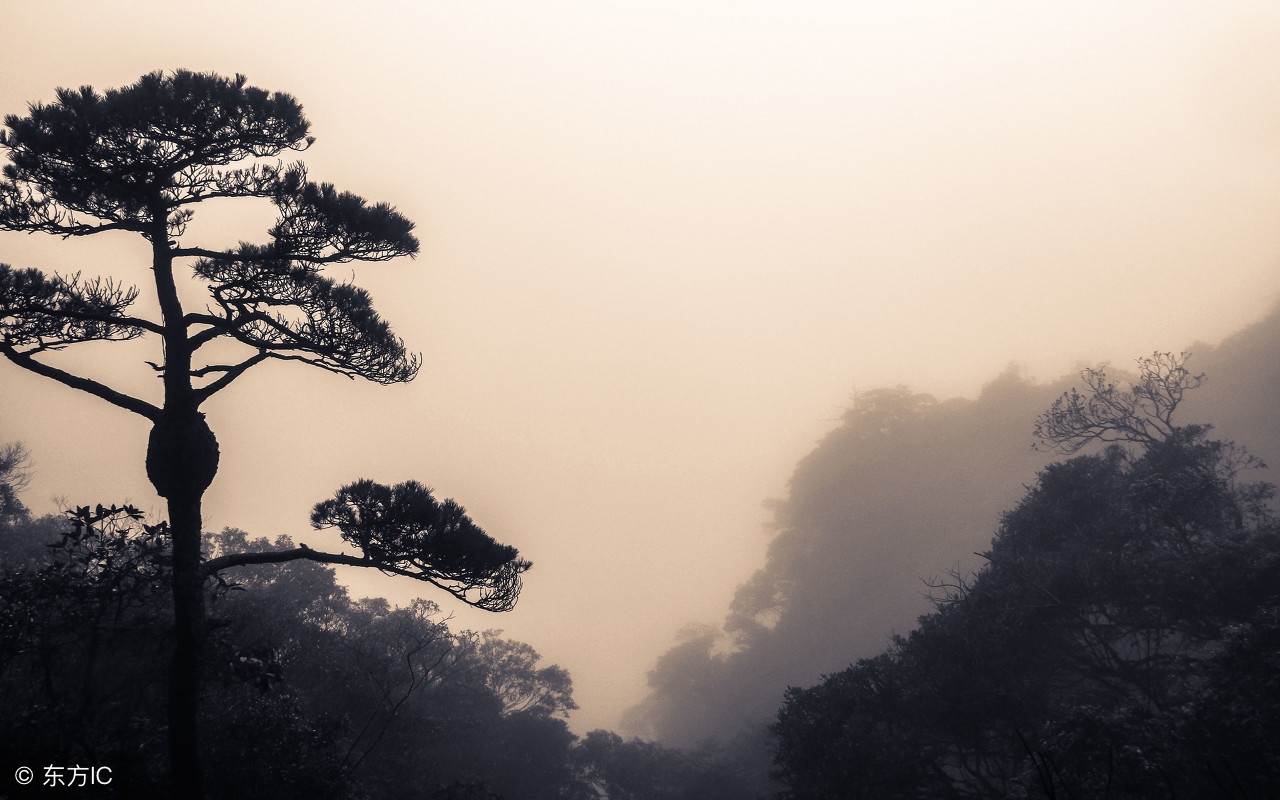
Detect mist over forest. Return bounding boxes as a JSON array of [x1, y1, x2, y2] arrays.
[[4, 5, 1280, 793], [4, 299, 1279, 796], [627, 303, 1280, 750]]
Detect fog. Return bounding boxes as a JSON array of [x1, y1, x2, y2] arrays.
[[3, 2, 1280, 735], [625, 309, 1280, 744]]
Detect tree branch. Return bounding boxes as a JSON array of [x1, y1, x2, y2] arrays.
[[0, 343, 161, 421], [173, 246, 272, 262], [192, 351, 269, 403], [22, 305, 164, 337], [1034, 352, 1204, 454], [202, 546, 518, 611], [186, 317, 233, 350]]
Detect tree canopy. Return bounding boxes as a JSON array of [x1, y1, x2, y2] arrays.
[[0, 70, 420, 421], [204, 480, 531, 613], [0, 70, 525, 796], [772, 355, 1280, 798], [0, 511, 563, 799]]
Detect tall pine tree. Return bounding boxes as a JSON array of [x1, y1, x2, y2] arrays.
[[1, 70, 528, 797]]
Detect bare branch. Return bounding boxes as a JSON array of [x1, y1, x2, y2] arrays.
[[191, 352, 270, 403], [0, 441, 32, 522], [0, 343, 160, 421], [1034, 352, 1205, 454], [185, 315, 233, 350], [0, 442, 31, 493]]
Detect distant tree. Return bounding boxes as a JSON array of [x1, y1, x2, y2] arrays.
[[628, 376, 1056, 747], [0, 442, 30, 525], [464, 630, 577, 718], [570, 728, 775, 800], [204, 525, 592, 799], [572, 730, 691, 800], [0, 443, 60, 569], [1034, 351, 1205, 453], [773, 355, 1280, 798], [0, 512, 63, 569], [0, 71, 529, 797]]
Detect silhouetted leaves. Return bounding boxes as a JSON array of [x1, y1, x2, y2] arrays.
[[0, 70, 311, 234], [311, 480, 531, 612], [773, 374, 1280, 799]]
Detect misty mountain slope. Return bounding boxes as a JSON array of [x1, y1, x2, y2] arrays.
[[1184, 305, 1280, 468], [625, 304, 1280, 747]]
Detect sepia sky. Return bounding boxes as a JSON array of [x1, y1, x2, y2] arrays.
[[4, 1, 1280, 733]]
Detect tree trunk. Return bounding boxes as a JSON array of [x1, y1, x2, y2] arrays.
[[148, 411, 219, 800], [168, 491, 207, 800], [144, 212, 223, 797]]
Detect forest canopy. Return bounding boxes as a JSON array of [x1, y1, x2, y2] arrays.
[[773, 355, 1280, 797], [629, 309, 1280, 750]]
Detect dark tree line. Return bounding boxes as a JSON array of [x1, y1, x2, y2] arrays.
[[632, 309, 1280, 754], [772, 354, 1280, 798], [0, 500, 545, 798], [7, 349, 1277, 799], [0, 490, 767, 799]]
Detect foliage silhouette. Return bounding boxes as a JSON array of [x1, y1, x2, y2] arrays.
[[0, 70, 526, 796], [204, 526, 584, 799], [1034, 351, 1205, 453], [772, 356, 1280, 798], [0, 505, 176, 795], [634, 323, 1280, 751], [204, 480, 530, 612], [1, 515, 561, 798]]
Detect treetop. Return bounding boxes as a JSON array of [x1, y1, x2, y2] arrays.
[[1034, 351, 1206, 455], [1, 70, 314, 236], [1, 69, 421, 407]]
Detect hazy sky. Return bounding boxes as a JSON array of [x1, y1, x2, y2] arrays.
[[3, 2, 1280, 733]]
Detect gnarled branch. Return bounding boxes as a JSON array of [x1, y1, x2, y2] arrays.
[[192, 259, 419, 384], [204, 545, 527, 613], [1034, 352, 1205, 454]]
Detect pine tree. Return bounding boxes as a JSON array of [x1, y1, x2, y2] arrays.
[[1, 70, 528, 797]]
